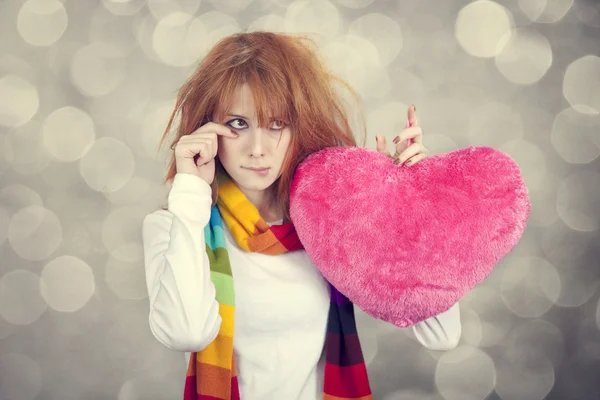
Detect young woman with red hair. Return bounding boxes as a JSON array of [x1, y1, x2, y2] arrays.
[[142, 31, 461, 400]]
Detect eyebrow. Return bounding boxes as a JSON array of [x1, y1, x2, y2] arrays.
[[226, 114, 249, 119]]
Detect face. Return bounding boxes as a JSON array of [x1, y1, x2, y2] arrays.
[[216, 84, 292, 198]]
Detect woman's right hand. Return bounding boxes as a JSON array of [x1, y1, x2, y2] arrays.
[[173, 122, 238, 185]]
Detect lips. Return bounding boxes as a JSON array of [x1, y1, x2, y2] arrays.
[[244, 167, 269, 171]]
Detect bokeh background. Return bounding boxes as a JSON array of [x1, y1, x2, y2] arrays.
[[1, 0, 599, 399]]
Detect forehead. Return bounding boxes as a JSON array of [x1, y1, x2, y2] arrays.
[[227, 84, 256, 115]]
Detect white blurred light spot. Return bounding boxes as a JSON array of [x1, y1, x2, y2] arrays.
[[460, 308, 483, 347], [153, 12, 200, 67], [41, 255, 95, 312], [189, 12, 241, 61], [208, 0, 255, 13], [9, 206, 62, 261], [322, 35, 389, 99], [506, 319, 564, 367], [500, 256, 561, 318], [106, 256, 149, 300], [335, 0, 374, 8], [499, 139, 547, 192], [0, 75, 39, 128], [455, 0, 514, 58], [349, 13, 403, 67], [495, 350, 555, 400], [434, 346, 496, 400], [0, 353, 43, 400], [519, 0, 573, 23], [17, 0, 67, 47], [102, 206, 145, 262], [4, 121, 51, 175], [0, 184, 43, 216], [247, 14, 286, 32], [79, 137, 135, 193], [284, 0, 341, 42], [556, 170, 600, 232], [461, 287, 514, 347], [551, 107, 600, 164], [554, 267, 599, 307], [140, 101, 176, 158], [101, 0, 146, 16], [562, 55, 600, 114], [468, 101, 523, 148], [0, 270, 48, 325], [495, 28, 552, 85], [70, 42, 125, 97], [43, 106, 96, 162], [147, 0, 202, 20]]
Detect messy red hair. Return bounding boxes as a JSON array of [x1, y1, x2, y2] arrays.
[[159, 31, 367, 221]]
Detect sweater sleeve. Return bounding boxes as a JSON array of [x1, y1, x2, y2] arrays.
[[142, 173, 222, 352], [411, 302, 462, 351]]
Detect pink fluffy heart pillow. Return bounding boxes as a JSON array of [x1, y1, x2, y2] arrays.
[[289, 146, 531, 327]]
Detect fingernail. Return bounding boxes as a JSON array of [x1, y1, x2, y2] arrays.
[[406, 159, 412, 166], [376, 135, 380, 142], [393, 136, 399, 144], [412, 104, 416, 111]]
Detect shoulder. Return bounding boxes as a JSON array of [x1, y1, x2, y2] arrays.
[[142, 209, 173, 235]]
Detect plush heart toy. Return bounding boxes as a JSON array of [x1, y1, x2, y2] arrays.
[[289, 146, 531, 327]]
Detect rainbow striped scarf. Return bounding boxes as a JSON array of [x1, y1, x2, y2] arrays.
[[184, 176, 372, 400]]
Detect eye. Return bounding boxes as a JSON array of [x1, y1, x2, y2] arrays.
[[226, 118, 247, 130], [270, 119, 287, 130]]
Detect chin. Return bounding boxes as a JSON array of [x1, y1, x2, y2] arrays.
[[229, 170, 278, 191]]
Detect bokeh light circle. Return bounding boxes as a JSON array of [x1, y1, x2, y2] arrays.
[[41, 255, 96, 312], [43, 106, 96, 162], [495, 28, 552, 85], [434, 345, 497, 400], [8, 206, 63, 261], [455, 0, 514, 58], [17, 0, 67, 47], [500, 257, 561, 318], [284, 0, 341, 42], [348, 13, 403, 67], [556, 170, 600, 232], [79, 137, 135, 193], [563, 55, 600, 114], [0, 75, 39, 128], [0, 270, 48, 325]]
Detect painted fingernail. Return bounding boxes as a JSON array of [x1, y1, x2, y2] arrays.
[[393, 136, 399, 144]]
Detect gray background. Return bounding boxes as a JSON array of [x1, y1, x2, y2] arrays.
[[1, 0, 599, 399]]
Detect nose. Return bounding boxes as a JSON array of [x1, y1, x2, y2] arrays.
[[249, 128, 265, 157]]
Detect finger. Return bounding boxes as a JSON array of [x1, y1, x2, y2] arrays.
[[194, 142, 215, 166], [407, 104, 423, 145], [393, 126, 422, 149], [407, 104, 418, 127], [393, 143, 425, 165], [195, 122, 239, 139], [392, 136, 409, 158], [404, 152, 428, 166], [376, 135, 392, 157]]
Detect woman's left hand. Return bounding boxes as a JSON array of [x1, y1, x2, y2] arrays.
[[376, 104, 430, 166]]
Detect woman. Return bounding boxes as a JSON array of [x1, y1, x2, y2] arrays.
[[142, 31, 461, 400]]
